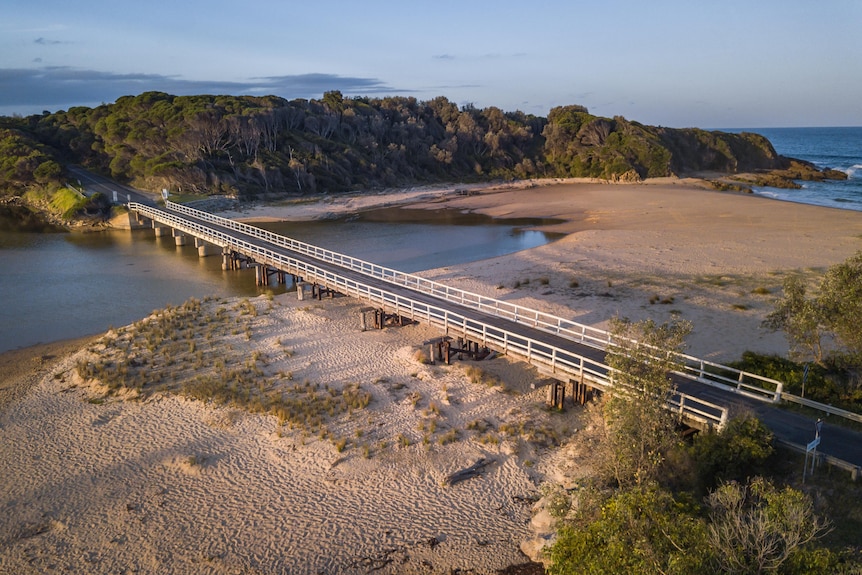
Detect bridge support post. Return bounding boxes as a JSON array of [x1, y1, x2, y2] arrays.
[[153, 224, 169, 237], [296, 282, 312, 301], [254, 265, 272, 287], [197, 243, 218, 257], [547, 380, 566, 410], [222, 248, 232, 270], [172, 229, 187, 246], [571, 378, 593, 405]]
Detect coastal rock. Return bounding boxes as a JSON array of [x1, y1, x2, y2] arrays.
[[823, 168, 849, 180], [773, 159, 848, 182]]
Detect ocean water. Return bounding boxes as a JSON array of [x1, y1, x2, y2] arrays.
[[740, 127, 862, 211]]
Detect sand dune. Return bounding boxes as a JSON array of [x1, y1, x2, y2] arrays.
[[1, 295, 578, 574]]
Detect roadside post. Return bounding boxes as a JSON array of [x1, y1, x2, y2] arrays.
[[803, 418, 823, 482]]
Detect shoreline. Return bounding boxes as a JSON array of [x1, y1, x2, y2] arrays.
[[213, 176, 720, 223], [218, 178, 861, 361], [5, 177, 860, 366], [0, 335, 100, 410]]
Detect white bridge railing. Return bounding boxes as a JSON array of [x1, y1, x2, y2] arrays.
[[130, 202, 728, 430], [158, 202, 788, 403]]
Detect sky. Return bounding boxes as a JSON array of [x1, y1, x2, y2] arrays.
[[1, 0, 860, 128]]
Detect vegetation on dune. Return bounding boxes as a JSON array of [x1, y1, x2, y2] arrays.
[[751, 251, 862, 411], [546, 319, 859, 574], [74, 296, 372, 438], [599, 317, 692, 488], [1, 92, 803, 208]]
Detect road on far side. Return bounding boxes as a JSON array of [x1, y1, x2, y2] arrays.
[[67, 166, 157, 206]]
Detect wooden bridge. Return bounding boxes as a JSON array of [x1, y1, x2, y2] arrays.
[[126, 200, 862, 444]]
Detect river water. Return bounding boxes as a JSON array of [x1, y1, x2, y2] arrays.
[[0, 206, 561, 354]]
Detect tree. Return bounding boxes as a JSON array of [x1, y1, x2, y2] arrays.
[[707, 477, 831, 574], [818, 252, 862, 363], [322, 90, 345, 126], [599, 318, 692, 488], [671, 414, 774, 495], [33, 159, 62, 184], [548, 486, 713, 575], [764, 251, 862, 367], [763, 275, 826, 365]]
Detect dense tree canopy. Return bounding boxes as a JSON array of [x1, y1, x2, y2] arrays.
[[0, 92, 789, 201]]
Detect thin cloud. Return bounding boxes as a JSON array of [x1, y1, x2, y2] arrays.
[[250, 73, 396, 95], [0, 67, 400, 114], [34, 37, 69, 45], [433, 52, 526, 62]]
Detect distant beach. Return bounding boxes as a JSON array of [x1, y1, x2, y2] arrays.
[[2, 178, 861, 573]]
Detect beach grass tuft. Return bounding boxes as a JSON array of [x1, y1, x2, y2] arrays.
[[73, 296, 373, 438]]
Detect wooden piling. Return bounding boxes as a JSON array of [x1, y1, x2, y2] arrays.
[[547, 380, 565, 410]]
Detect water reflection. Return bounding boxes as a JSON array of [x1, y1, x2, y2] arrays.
[[258, 207, 564, 273], [0, 206, 563, 352]]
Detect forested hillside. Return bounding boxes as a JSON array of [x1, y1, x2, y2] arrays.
[[1, 91, 788, 199]]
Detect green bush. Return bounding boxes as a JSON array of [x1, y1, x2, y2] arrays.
[[548, 486, 713, 575], [729, 351, 841, 404], [48, 187, 88, 219], [685, 414, 774, 494]]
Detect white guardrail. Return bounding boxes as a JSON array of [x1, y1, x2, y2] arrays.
[[130, 202, 728, 430], [138, 201, 862, 425], [139, 202, 862, 424], [159, 203, 789, 402]]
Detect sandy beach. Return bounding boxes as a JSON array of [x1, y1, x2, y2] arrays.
[[2, 179, 860, 573], [221, 178, 861, 361]]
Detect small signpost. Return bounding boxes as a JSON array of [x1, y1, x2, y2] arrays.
[[112, 190, 118, 203], [803, 418, 823, 482], [161, 188, 169, 202]]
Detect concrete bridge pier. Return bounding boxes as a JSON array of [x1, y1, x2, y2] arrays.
[[152, 222, 169, 237], [296, 282, 313, 300], [194, 238, 219, 257], [221, 248, 245, 270], [172, 229, 187, 246]]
